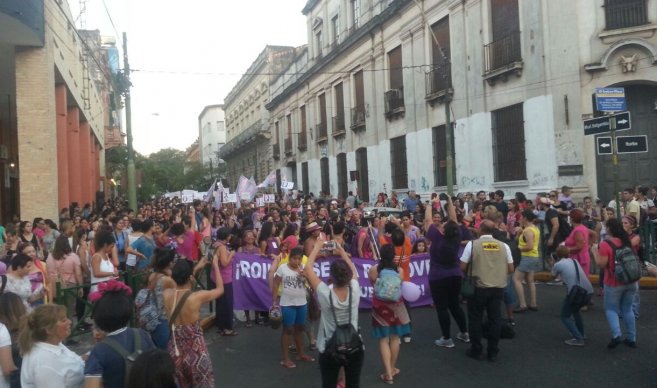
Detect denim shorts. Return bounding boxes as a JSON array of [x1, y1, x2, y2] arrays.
[[517, 256, 541, 273], [281, 304, 308, 327]]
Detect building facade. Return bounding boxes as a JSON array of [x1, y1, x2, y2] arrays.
[[0, 0, 111, 222], [219, 46, 298, 188], [198, 104, 226, 167], [265, 0, 657, 203]]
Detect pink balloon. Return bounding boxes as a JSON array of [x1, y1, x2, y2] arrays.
[[401, 281, 421, 302]]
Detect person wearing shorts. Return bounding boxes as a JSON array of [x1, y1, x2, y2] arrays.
[[272, 247, 315, 368], [512, 210, 541, 313]]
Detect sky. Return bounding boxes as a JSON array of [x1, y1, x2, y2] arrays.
[[69, 0, 308, 155]]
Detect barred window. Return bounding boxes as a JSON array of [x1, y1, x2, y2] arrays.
[[492, 103, 526, 182], [390, 136, 408, 190], [320, 157, 330, 195], [356, 147, 369, 201], [337, 153, 348, 199], [605, 0, 648, 30]]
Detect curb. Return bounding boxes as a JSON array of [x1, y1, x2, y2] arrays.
[[535, 272, 657, 289]]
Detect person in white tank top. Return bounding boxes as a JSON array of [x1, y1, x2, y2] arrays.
[[90, 230, 118, 293]]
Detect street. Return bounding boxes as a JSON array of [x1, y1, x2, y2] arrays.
[[205, 284, 657, 387]]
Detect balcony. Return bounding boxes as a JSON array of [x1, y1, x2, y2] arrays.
[[298, 131, 307, 151], [425, 62, 453, 105], [217, 119, 267, 159], [483, 31, 523, 85], [350, 107, 366, 131], [315, 123, 328, 143], [384, 88, 405, 119], [272, 144, 280, 160], [284, 137, 293, 155], [605, 0, 647, 30], [332, 114, 346, 137]]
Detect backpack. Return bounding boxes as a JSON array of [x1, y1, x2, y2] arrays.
[[102, 329, 143, 387], [374, 268, 402, 302], [608, 240, 642, 284], [134, 275, 162, 332], [324, 286, 363, 366]]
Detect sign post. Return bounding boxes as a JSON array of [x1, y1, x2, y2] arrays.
[[595, 87, 626, 218]]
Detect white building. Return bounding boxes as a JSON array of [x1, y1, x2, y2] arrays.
[[198, 104, 226, 167], [265, 0, 657, 203]]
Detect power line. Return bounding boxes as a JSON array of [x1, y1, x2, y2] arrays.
[[101, 0, 122, 45]]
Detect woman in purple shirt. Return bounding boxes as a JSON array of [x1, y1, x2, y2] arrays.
[[424, 196, 470, 348]]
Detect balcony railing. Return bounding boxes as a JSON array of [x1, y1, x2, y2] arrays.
[[315, 123, 328, 142], [605, 0, 647, 30], [484, 31, 522, 75], [350, 107, 366, 131], [217, 119, 265, 159], [298, 130, 307, 151], [384, 88, 405, 118], [284, 137, 292, 155], [332, 114, 346, 137], [425, 62, 452, 100], [272, 144, 280, 160]]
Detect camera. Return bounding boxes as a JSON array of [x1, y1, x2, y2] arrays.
[[324, 241, 337, 250]]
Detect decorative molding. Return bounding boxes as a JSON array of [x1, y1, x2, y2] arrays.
[[584, 38, 657, 73]]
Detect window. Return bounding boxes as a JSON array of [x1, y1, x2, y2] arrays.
[[351, 0, 360, 29], [492, 103, 526, 182], [285, 114, 293, 154], [351, 70, 366, 130], [427, 17, 451, 96], [332, 15, 340, 45], [605, 0, 648, 30], [273, 121, 280, 160], [485, 0, 521, 73], [320, 157, 330, 195], [356, 147, 369, 201], [317, 93, 328, 140], [337, 153, 348, 199], [333, 83, 345, 135], [315, 30, 323, 58], [390, 136, 408, 189], [217, 121, 225, 132], [385, 46, 405, 117], [298, 105, 307, 150], [432, 125, 455, 187], [302, 162, 309, 193]]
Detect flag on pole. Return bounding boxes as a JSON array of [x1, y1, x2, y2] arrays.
[[204, 179, 217, 202], [257, 170, 277, 188]]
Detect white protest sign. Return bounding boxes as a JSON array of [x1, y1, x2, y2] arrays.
[[181, 194, 194, 203], [281, 181, 294, 190], [226, 193, 237, 203], [264, 194, 276, 203], [256, 197, 265, 207]]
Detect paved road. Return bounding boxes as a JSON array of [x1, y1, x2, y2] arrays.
[[206, 284, 657, 388]]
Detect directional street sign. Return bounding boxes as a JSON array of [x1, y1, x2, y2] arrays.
[[596, 136, 613, 155], [584, 111, 631, 136], [616, 135, 648, 154], [595, 87, 626, 112]]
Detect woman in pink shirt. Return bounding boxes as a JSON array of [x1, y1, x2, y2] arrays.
[[564, 209, 591, 276], [46, 235, 82, 317]]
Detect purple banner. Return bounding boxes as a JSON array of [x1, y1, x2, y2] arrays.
[[232, 253, 433, 311]]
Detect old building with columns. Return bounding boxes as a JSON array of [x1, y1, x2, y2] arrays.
[[1, 0, 112, 221], [265, 0, 657, 203]]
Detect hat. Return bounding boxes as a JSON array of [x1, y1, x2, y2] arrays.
[[281, 235, 299, 250], [305, 222, 321, 233]]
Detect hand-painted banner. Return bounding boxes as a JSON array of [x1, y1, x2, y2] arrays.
[[231, 253, 434, 311]]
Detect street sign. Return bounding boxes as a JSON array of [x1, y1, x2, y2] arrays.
[[616, 135, 648, 154], [596, 136, 613, 155], [595, 87, 626, 112], [583, 111, 631, 136]]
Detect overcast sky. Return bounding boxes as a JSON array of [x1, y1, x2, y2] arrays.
[[70, 0, 308, 155]]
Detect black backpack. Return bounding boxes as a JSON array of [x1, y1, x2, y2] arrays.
[[324, 285, 363, 366], [102, 329, 143, 387]]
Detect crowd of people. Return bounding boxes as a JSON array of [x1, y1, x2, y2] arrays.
[[0, 183, 654, 387]]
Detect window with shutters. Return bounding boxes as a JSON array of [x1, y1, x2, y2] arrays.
[[426, 17, 452, 102], [385, 46, 405, 118], [320, 157, 330, 195], [484, 0, 522, 82], [317, 94, 328, 142], [333, 83, 346, 137], [285, 114, 293, 155], [604, 0, 648, 30], [390, 136, 408, 189], [351, 70, 366, 131], [273, 121, 280, 160], [337, 153, 348, 199], [298, 106, 307, 150], [302, 162, 309, 193], [492, 103, 526, 182]]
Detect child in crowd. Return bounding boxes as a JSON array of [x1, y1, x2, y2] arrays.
[[271, 246, 314, 368]]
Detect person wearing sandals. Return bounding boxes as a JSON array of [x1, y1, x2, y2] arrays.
[[303, 237, 363, 387], [271, 246, 315, 369], [512, 210, 540, 313], [368, 244, 410, 385]]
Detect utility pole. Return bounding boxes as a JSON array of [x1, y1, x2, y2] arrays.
[[123, 32, 137, 210]]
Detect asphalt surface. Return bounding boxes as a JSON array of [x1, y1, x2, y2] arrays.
[[205, 283, 657, 388]]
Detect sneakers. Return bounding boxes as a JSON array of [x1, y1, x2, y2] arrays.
[[456, 332, 470, 343], [623, 339, 637, 348], [564, 338, 585, 347], [434, 337, 455, 348], [607, 337, 622, 349]]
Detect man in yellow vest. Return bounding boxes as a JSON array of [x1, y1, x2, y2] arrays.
[[460, 220, 514, 362]]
